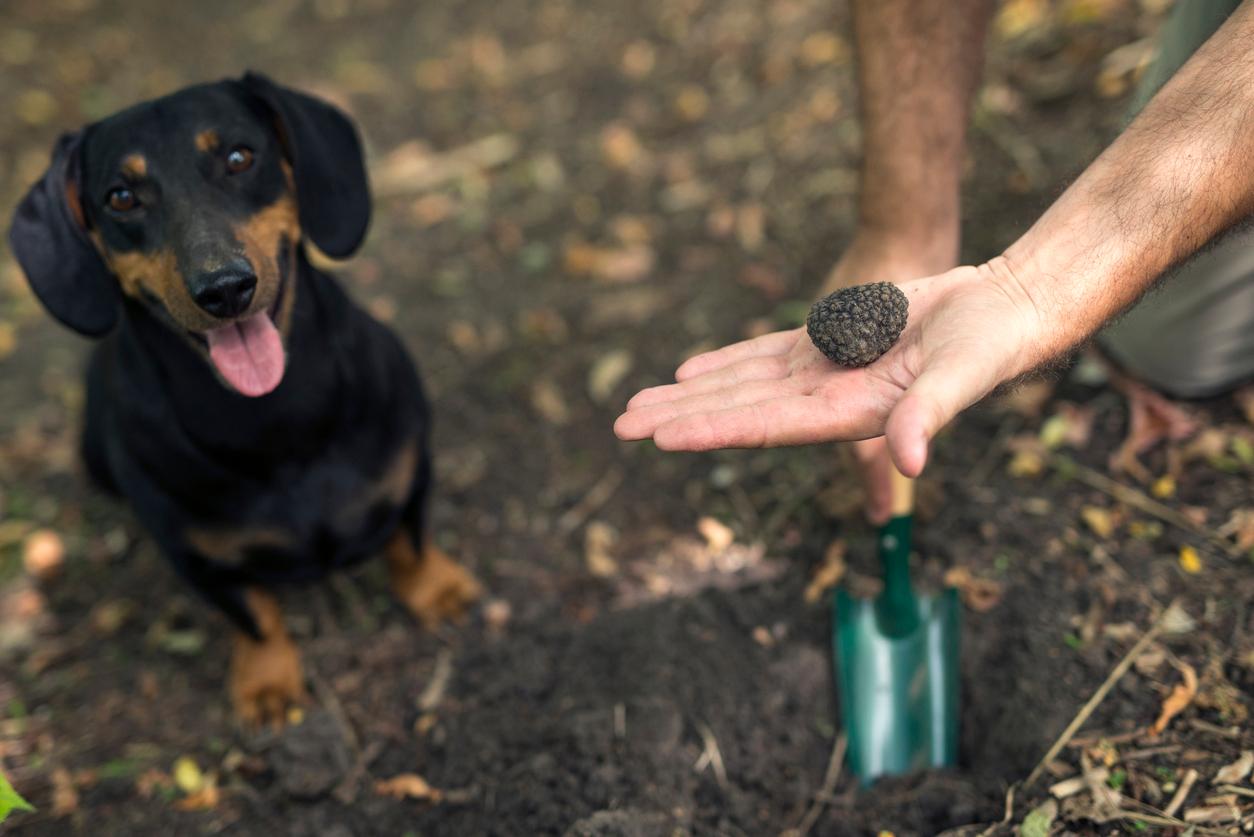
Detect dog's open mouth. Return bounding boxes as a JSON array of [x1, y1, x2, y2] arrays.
[[199, 274, 288, 398], [205, 312, 284, 397]]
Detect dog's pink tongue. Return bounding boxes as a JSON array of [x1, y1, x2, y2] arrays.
[[206, 313, 285, 397]]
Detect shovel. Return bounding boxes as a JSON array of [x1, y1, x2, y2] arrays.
[[832, 469, 960, 783]]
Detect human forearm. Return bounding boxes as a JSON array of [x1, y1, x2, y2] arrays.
[[851, 0, 993, 264], [993, 0, 1254, 373]]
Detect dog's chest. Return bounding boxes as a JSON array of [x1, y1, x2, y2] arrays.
[[183, 436, 420, 575]]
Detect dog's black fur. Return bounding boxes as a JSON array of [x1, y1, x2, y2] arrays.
[[8, 73, 432, 639]]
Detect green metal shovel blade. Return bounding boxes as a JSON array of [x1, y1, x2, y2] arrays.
[[833, 515, 960, 783]]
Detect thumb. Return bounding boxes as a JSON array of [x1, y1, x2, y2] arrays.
[[884, 350, 1000, 477]]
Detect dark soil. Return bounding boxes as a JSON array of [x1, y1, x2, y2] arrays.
[[1, 1, 1251, 835]]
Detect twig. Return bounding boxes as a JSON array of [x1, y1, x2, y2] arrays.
[[1024, 601, 1179, 787], [1051, 454, 1239, 556], [1113, 810, 1227, 835], [975, 784, 1016, 837], [1186, 718, 1241, 739], [307, 667, 376, 805], [333, 740, 384, 805], [693, 721, 729, 791], [308, 669, 360, 753], [417, 649, 454, 712], [556, 467, 624, 535], [1164, 768, 1199, 818], [1121, 744, 1181, 761], [1067, 728, 1146, 748], [789, 734, 847, 837]]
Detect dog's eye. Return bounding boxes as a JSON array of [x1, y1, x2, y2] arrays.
[[226, 146, 254, 174], [107, 187, 139, 213]]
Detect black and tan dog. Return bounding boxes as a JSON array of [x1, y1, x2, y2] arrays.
[[7, 73, 481, 724]]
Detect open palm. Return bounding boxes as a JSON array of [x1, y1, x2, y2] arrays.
[[614, 264, 1039, 476]]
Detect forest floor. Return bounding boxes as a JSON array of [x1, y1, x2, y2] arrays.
[[0, 0, 1251, 834]]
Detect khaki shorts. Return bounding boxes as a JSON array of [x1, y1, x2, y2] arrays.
[[1098, 0, 1254, 397]]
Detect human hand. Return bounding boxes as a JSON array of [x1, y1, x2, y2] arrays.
[[818, 234, 958, 522], [614, 260, 1042, 477]]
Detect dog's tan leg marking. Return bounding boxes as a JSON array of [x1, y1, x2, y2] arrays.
[[386, 533, 481, 629], [229, 588, 307, 727]]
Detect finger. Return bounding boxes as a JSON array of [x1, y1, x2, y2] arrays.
[[625, 354, 790, 410], [616, 377, 808, 440], [850, 437, 893, 525], [674, 328, 801, 381], [652, 391, 885, 451], [885, 350, 999, 477]]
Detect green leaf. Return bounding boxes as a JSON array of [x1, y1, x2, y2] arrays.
[[1020, 800, 1056, 837], [0, 769, 35, 823]]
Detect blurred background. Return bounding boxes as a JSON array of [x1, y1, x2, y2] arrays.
[[1, 0, 1251, 834]]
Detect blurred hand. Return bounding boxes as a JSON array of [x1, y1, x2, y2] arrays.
[[614, 261, 1041, 477]]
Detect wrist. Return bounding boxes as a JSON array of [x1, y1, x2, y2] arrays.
[[975, 253, 1058, 380]]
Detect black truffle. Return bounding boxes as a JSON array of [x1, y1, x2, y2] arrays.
[[806, 282, 908, 367]]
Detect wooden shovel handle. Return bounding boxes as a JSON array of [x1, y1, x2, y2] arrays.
[[889, 467, 914, 518]]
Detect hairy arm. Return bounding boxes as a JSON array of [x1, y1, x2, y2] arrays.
[[993, 0, 1254, 369], [617, 0, 1254, 474]]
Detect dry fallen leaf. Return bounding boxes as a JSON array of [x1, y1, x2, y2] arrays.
[[1039, 403, 1095, 450], [1212, 750, 1254, 785], [588, 350, 634, 404], [943, 567, 1004, 613], [803, 540, 847, 604], [999, 379, 1056, 418], [600, 122, 646, 170], [584, 521, 619, 578], [620, 40, 656, 78], [1080, 506, 1117, 539], [375, 773, 443, 802], [16, 89, 57, 126], [1150, 657, 1198, 735], [799, 31, 847, 66], [482, 598, 512, 632], [530, 379, 570, 425], [563, 241, 655, 283], [1150, 474, 1175, 499], [173, 756, 206, 794], [134, 768, 173, 799], [50, 768, 78, 816], [995, 0, 1050, 40], [172, 781, 220, 812], [674, 85, 709, 121], [1178, 545, 1202, 575], [1217, 508, 1254, 552], [696, 517, 735, 553], [22, 529, 64, 581]]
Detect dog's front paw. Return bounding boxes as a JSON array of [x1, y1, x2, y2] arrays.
[[388, 540, 482, 629], [230, 630, 307, 727]]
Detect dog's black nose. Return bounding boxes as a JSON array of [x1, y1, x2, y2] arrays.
[[192, 261, 257, 319]]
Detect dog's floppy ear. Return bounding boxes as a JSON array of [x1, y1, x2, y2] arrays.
[[241, 71, 371, 259], [7, 131, 119, 337]]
